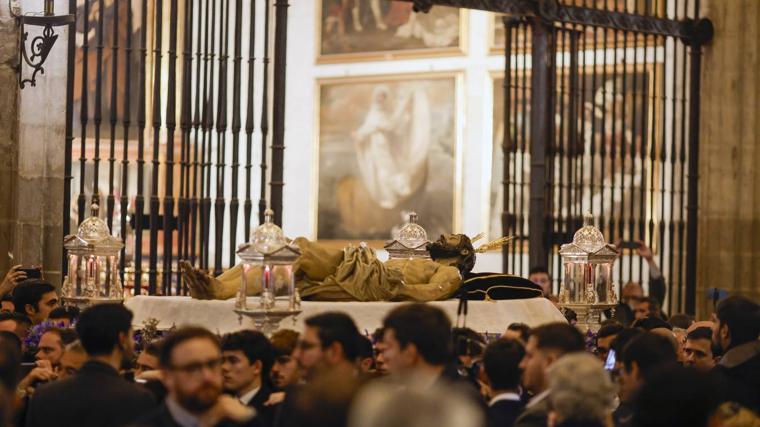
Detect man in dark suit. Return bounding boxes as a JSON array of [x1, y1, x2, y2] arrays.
[[482, 338, 525, 427], [25, 303, 155, 427], [221, 330, 277, 427], [513, 323, 585, 427], [712, 295, 760, 413], [135, 326, 259, 427]]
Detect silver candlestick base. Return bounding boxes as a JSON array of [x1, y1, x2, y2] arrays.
[[557, 302, 617, 333], [234, 308, 302, 337]]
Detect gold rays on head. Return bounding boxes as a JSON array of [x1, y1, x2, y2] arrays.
[[474, 235, 515, 253]]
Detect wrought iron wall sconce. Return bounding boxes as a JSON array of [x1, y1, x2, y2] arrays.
[[12, 0, 75, 88]]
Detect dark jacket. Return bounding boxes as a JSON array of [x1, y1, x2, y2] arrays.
[[25, 360, 156, 427], [486, 398, 523, 427], [246, 383, 278, 427], [133, 402, 260, 427], [713, 340, 760, 413], [513, 393, 549, 427]]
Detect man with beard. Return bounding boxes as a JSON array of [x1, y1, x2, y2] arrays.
[[274, 312, 361, 427], [270, 330, 301, 390], [25, 304, 155, 427], [136, 327, 258, 427]]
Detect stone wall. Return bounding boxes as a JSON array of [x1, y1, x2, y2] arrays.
[[697, 0, 760, 317], [0, 0, 68, 287], [0, 3, 19, 279]]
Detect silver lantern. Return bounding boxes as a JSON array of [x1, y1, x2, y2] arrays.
[[384, 212, 431, 259], [558, 213, 619, 331], [234, 209, 301, 335], [62, 201, 125, 307]]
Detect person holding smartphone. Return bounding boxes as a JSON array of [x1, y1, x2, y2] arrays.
[[611, 241, 667, 326]]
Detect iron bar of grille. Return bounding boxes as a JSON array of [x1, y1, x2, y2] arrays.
[[528, 17, 552, 271], [178, 0, 194, 294], [658, 29, 668, 308], [270, 0, 289, 226], [589, 8, 598, 219], [667, 1, 680, 312], [214, 0, 230, 276], [553, 27, 567, 294], [637, 28, 648, 285], [676, 0, 689, 312], [92, 0, 106, 203], [647, 30, 658, 288], [500, 17, 513, 274], [106, 0, 119, 231], [685, 0, 701, 315], [606, 0, 616, 246], [77, 0, 90, 225], [163, 0, 179, 295], [566, 4, 593, 234], [134, 0, 148, 295], [229, 0, 244, 267], [626, 18, 637, 287], [508, 22, 520, 274], [517, 21, 528, 276], [567, 28, 578, 246], [149, 0, 164, 294], [63, 0, 76, 277], [599, 9, 607, 241], [199, 0, 217, 271], [190, 0, 203, 267], [244, 0, 257, 241], [120, 0, 134, 288], [259, 0, 272, 225]]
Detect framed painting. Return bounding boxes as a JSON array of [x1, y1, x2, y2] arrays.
[[488, 63, 662, 240], [315, 73, 463, 242], [317, 0, 467, 63]]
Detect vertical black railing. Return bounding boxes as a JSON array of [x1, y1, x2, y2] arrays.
[[148, 0, 164, 295]]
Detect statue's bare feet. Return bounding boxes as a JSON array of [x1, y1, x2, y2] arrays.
[[181, 261, 212, 300]]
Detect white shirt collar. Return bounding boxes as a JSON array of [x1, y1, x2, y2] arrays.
[[526, 389, 550, 408], [489, 392, 521, 407], [238, 386, 261, 405]]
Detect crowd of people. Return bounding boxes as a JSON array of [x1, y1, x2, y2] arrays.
[[0, 264, 759, 427]]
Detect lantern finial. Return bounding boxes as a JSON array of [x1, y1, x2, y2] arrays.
[[583, 211, 594, 227], [90, 194, 100, 218]]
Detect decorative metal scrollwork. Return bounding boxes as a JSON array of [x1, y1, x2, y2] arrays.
[[14, 13, 75, 89], [18, 23, 58, 88]]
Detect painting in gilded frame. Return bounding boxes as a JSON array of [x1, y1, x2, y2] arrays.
[[318, 0, 466, 62], [316, 74, 460, 241]]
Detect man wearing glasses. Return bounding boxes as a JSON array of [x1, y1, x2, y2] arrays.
[[136, 326, 260, 427]]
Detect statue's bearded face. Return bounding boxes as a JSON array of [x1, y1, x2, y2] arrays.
[[427, 234, 475, 275]]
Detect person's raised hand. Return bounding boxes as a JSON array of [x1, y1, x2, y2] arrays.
[[1, 265, 27, 295], [202, 395, 255, 427], [635, 240, 654, 261]]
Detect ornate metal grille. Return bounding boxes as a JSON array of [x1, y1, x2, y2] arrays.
[[63, 0, 290, 296]]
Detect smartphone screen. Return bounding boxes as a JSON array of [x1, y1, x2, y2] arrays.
[[620, 241, 641, 250], [20, 268, 41, 279], [604, 349, 617, 371]]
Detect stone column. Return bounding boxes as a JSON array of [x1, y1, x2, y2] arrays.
[[0, 2, 20, 279], [0, 0, 69, 288], [697, 1, 760, 317]]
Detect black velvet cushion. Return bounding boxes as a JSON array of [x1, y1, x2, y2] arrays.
[[456, 272, 543, 300]]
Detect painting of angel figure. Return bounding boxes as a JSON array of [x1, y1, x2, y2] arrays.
[[319, 0, 464, 61], [317, 76, 459, 240]]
